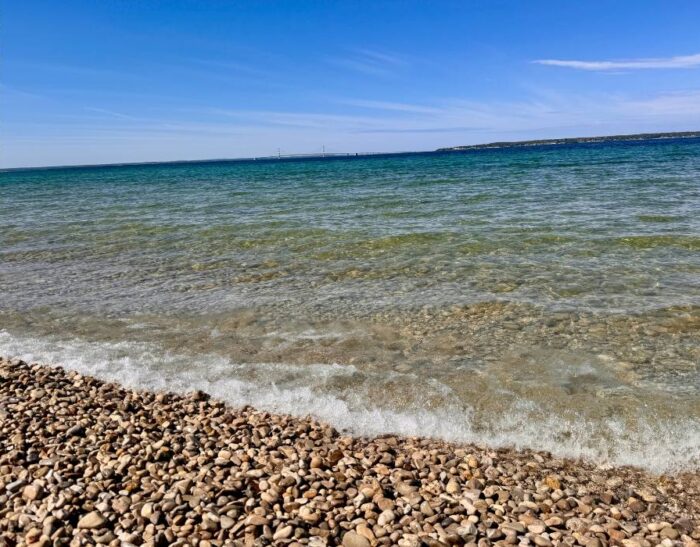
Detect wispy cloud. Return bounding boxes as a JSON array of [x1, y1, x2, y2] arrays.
[[206, 108, 382, 130], [621, 90, 700, 115], [84, 107, 140, 120], [19, 61, 135, 79], [189, 58, 271, 78], [0, 84, 46, 100], [195, 88, 700, 135], [329, 48, 407, 76], [337, 99, 442, 114], [534, 53, 700, 71], [352, 48, 406, 66], [358, 126, 486, 134]]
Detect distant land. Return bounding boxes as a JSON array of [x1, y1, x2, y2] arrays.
[[3, 131, 700, 172], [436, 131, 700, 152]]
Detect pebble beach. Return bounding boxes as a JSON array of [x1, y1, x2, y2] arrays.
[[1, 357, 698, 547], [4, 4, 700, 547]]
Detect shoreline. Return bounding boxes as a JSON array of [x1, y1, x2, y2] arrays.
[[1, 356, 698, 546]]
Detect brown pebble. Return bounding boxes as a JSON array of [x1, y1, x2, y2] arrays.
[[22, 484, 44, 501], [77, 511, 106, 529], [343, 531, 371, 547], [273, 525, 294, 540]]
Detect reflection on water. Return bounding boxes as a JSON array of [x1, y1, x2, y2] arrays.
[[1, 139, 699, 471]]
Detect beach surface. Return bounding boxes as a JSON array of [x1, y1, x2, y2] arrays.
[[1, 357, 698, 547]]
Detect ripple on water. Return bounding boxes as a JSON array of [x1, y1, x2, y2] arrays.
[[1, 139, 699, 470]]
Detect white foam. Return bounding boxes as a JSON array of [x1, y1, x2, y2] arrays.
[[1, 329, 698, 474], [265, 329, 354, 342]]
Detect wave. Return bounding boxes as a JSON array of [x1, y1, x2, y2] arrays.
[[1, 328, 697, 474]]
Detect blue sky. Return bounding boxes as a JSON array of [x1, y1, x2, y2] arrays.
[[3, 0, 700, 168]]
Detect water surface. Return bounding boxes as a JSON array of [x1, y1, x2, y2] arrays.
[[2, 139, 699, 472]]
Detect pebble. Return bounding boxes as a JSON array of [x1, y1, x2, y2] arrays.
[[140, 502, 154, 519], [77, 511, 106, 529], [660, 527, 680, 540], [220, 515, 235, 530], [0, 357, 698, 547], [446, 478, 461, 494], [245, 514, 267, 526], [21, 484, 44, 501], [378, 509, 396, 526], [273, 525, 294, 540], [343, 531, 371, 547]]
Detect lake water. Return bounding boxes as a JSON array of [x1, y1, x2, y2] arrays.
[[2, 138, 699, 472]]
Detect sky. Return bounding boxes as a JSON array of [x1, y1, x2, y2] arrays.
[[3, 0, 700, 168]]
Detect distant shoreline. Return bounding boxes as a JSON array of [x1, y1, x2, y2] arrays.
[[436, 130, 700, 152], [2, 130, 699, 173]]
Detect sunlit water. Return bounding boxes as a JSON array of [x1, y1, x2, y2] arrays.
[[2, 139, 699, 472]]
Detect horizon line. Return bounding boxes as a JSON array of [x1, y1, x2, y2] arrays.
[[2, 129, 699, 172]]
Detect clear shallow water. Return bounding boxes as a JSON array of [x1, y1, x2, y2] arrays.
[[2, 139, 699, 472]]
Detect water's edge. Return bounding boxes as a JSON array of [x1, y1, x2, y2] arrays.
[[2, 327, 698, 475]]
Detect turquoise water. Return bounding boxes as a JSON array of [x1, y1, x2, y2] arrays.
[[2, 138, 699, 471]]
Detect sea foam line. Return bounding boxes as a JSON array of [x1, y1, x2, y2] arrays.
[[0, 329, 697, 474]]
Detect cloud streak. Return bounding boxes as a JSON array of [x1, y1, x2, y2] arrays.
[[84, 107, 140, 120], [534, 53, 700, 71], [352, 48, 406, 66], [189, 58, 271, 78], [329, 48, 407, 76], [337, 99, 442, 114]]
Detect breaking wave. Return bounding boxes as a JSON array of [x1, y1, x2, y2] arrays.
[[1, 329, 697, 474]]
